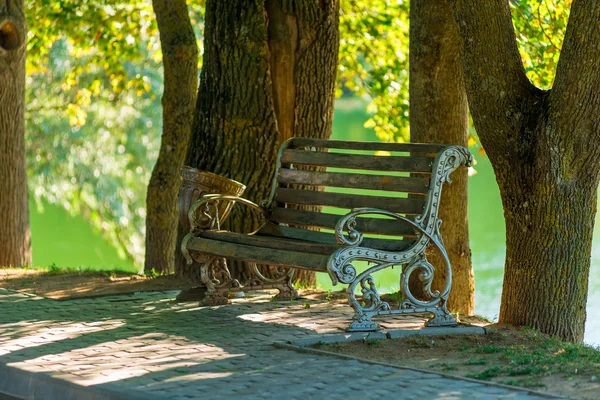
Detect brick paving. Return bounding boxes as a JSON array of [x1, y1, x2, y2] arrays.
[[0, 288, 562, 399]]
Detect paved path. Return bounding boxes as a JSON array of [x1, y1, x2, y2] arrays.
[[0, 289, 561, 399]]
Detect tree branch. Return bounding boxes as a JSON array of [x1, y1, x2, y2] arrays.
[[538, 1, 562, 52], [452, 0, 539, 155], [549, 0, 600, 159]]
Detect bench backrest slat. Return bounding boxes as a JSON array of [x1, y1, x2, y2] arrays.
[[261, 138, 455, 248], [274, 188, 426, 215], [290, 137, 447, 154], [278, 169, 430, 194], [258, 223, 414, 252], [281, 149, 434, 173], [269, 208, 418, 238]]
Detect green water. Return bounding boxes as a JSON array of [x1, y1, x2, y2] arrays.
[[29, 200, 136, 273], [27, 97, 599, 344]]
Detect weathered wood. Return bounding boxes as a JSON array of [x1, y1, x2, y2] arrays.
[[278, 169, 430, 194], [201, 230, 340, 254], [187, 236, 330, 270], [290, 138, 447, 154], [258, 223, 415, 252], [280, 149, 434, 172], [274, 188, 426, 215], [269, 207, 418, 237]]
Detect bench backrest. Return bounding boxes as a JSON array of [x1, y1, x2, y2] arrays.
[[260, 138, 458, 251]]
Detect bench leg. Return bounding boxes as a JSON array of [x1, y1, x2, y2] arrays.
[[274, 268, 298, 300], [346, 274, 386, 332], [198, 256, 241, 306], [246, 263, 299, 300], [425, 300, 458, 327]]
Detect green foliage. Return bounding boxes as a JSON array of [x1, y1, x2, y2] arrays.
[[26, 39, 162, 265], [339, 0, 410, 142], [465, 329, 600, 383], [339, 0, 572, 145], [24, 2, 205, 267], [23, 0, 572, 270], [510, 0, 571, 89], [27, 0, 157, 100]]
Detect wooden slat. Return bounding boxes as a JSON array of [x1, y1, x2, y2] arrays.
[[274, 188, 426, 215], [269, 208, 418, 238], [278, 169, 430, 194], [259, 223, 415, 252], [187, 236, 329, 271], [281, 149, 433, 173], [201, 230, 339, 255], [290, 138, 448, 154]]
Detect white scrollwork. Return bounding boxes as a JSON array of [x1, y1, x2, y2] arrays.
[[417, 146, 473, 228], [327, 250, 357, 285], [357, 275, 390, 313], [400, 255, 442, 309], [335, 215, 364, 246], [325, 145, 471, 331]]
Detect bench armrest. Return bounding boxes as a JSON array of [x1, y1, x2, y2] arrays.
[[334, 207, 433, 247], [188, 194, 268, 234]]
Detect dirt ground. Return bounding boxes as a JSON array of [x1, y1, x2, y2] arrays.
[[0, 268, 196, 300], [317, 326, 600, 400]]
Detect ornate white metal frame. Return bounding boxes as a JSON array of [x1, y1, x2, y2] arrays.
[[327, 145, 473, 331]]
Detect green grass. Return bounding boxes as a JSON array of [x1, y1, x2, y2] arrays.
[[474, 345, 504, 354], [467, 367, 502, 380], [35, 263, 135, 276], [465, 358, 487, 366], [463, 328, 600, 382]]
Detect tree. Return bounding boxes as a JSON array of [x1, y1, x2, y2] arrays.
[[338, 1, 474, 314], [453, 0, 598, 341], [0, 0, 30, 267], [177, 0, 339, 284], [144, 0, 198, 274], [409, 0, 473, 315]]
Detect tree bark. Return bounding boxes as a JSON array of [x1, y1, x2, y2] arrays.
[[145, 0, 198, 274], [176, 0, 339, 286], [453, 0, 600, 341], [409, 0, 473, 315], [500, 172, 594, 341], [0, 0, 30, 268]]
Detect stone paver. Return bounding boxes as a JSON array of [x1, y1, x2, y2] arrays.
[[0, 289, 562, 399]]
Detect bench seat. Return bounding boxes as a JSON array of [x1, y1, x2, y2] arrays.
[[187, 226, 418, 271]]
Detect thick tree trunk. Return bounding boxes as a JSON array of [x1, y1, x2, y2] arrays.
[[0, 0, 30, 268], [175, 0, 339, 287], [409, 0, 473, 315], [453, 0, 600, 341], [145, 0, 198, 275], [499, 170, 594, 341]]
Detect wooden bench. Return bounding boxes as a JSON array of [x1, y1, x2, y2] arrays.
[[181, 138, 472, 331]]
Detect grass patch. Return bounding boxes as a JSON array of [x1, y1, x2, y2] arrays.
[[468, 366, 502, 380], [314, 324, 600, 399]]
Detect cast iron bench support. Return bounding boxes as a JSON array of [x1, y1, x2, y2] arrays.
[[182, 138, 472, 332]]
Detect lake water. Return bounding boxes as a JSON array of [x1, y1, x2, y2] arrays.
[[317, 99, 600, 345]]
